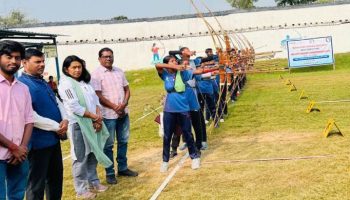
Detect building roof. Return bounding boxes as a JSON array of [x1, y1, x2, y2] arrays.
[[0, 28, 58, 40]]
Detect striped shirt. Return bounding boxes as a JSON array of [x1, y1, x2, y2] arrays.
[[91, 66, 129, 119], [0, 73, 34, 160]]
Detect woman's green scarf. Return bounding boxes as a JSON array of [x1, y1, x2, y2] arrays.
[[69, 77, 112, 168]]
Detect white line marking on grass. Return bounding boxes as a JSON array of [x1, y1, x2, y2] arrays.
[[317, 99, 350, 104], [63, 155, 71, 161], [131, 106, 162, 125], [203, 155, 334, 164], [149, 152, 189, 200]]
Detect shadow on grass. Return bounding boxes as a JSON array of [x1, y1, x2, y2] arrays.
[[289, 65, 334, 73], [327, 131, 344, 138], [309, 108, 321, 112]]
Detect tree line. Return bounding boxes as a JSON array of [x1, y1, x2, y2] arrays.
[[226, 0, 333, 9], [0, 1, 334, 27]]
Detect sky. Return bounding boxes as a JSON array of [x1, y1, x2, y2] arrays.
[[0, 0, 277, 23]]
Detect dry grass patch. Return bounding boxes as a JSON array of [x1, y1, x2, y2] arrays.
[[59, 53, 350, 199], [158, 132, 349, 200]]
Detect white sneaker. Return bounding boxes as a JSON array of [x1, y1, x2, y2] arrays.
[[205, 120, 209, 124], [160, 162, 169, 173], [76, 191, 96, 199], [179, 143, 187, 151], [89, 184, 108, 193], [201, 142, 208, 150], [220, 119, 224, 123], [191, 158, 201, 170]]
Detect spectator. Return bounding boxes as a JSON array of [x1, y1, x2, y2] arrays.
[[92, 48, 138, 185], [0, 40, 34, 200]]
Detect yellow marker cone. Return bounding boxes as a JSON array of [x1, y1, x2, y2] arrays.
[[299, 90, 308, 100], [289, 84, 297, 92], [323, 118, 343, 137], [285, 79, 292, 85], [306, 100, 320, 113]]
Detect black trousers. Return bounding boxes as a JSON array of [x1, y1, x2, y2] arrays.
[[229, 76, 238, 101], [239, 74, 246, 89], [171, 110, 205, 151], [219, 84, 228, 117], [26, 142, 63, 200], [191, 110, 206, 149], [208, 91, 222, 121], [198, 93, 217, 125], [163, 112, 199, 162]]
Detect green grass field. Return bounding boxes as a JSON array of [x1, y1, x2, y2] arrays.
[[61, 53, 350, 200]]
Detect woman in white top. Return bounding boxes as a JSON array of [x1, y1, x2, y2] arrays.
[[58, 55, 110, 199]]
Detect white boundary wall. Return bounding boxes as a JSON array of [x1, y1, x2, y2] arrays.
[[13, 3, 350, 75]]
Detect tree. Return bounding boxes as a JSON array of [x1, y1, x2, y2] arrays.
[[111, 15, 128, 21], [0, 10, 37, 27], [226, 0, 258, 9], [316, 0, 334, 3], [275, 0, 317, 6]]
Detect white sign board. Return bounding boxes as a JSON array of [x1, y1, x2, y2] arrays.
[[287, 37, 334, 68], [43, 45, 57, 58]]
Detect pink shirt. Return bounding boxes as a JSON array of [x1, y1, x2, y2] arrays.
[[0, 73, 34, 160], [152, 47, 159, 54], [91, 66, 129, 119]]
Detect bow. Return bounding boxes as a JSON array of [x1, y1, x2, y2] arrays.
[[189, 0, 254, 130]]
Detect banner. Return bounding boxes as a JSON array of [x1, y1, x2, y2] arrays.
[[42, 45, 57, 58], [287, 37, 334, 68]]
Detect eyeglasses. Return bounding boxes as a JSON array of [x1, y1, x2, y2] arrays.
[[101, 55, 113, 59]]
